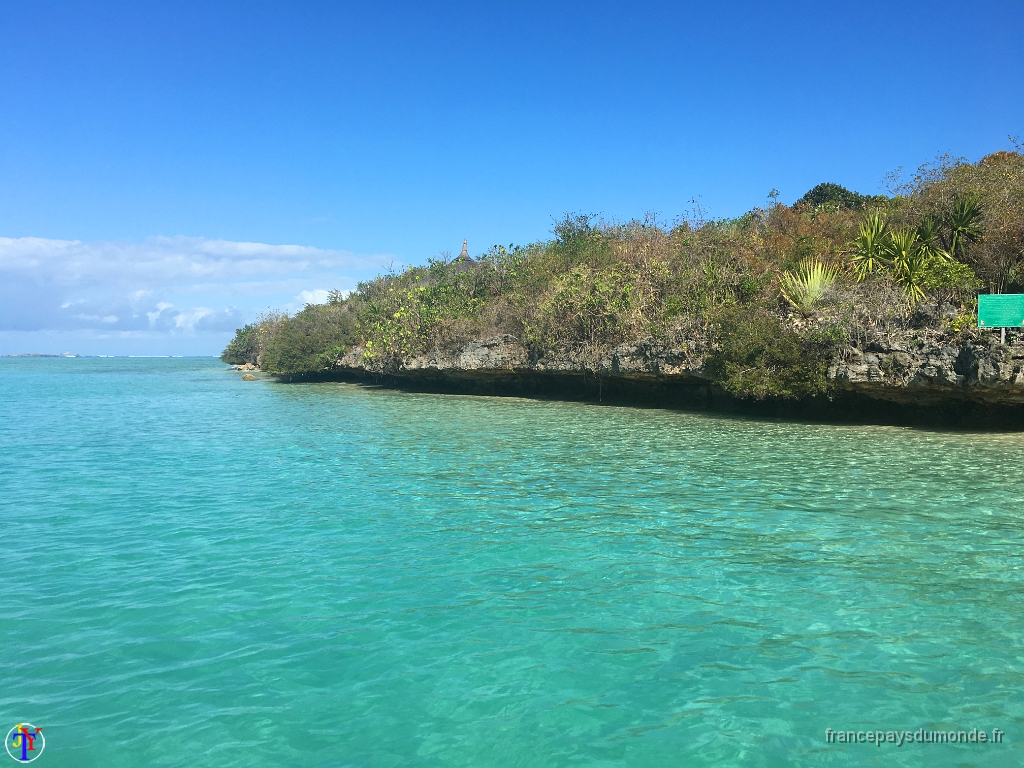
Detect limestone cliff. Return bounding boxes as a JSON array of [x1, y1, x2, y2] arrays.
[[321, 330, 1024, 427], [829, 334, 1024, 405]]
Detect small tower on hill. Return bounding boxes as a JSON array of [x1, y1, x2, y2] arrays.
[[451, 239, 476, 271]]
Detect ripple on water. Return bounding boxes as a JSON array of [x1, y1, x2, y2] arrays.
[[1, 358, 1023, 767]]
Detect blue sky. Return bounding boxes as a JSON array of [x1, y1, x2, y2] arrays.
[[1, 1, 1021, 355]]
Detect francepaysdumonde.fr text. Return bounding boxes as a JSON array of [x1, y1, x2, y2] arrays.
[[825, 728, 1004, 746]]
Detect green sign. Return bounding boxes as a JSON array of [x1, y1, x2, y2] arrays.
[[978, 294, 1024, 327]]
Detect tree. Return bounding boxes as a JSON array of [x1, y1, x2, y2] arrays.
[[260, 302, 359, 375], [794, 183, 885, 211]]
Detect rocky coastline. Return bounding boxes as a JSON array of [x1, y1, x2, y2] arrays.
[[257, 328, 1024, 429], [223, 151, 1024, 429]]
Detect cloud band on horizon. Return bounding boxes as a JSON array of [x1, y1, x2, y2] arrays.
[[0, 235, 396, 342]]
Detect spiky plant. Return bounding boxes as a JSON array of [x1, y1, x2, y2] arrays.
[[916, 214, 939, 250], [916, 214, 955, 263], [779, 260, 840, 315], [849, 212, 888, 280], [883, 228, 929, 302], [946, 194, 983, 259]]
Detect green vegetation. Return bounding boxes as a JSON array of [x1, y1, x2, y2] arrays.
[[793, 182, 887, 212], [848, 203, 982, 300], [849, 212, 889, 279], [224, 148, 1024, 399], [221, 312, 284, 365], [779, 261, 840, 315], [705, 307, 832, 399], [260, 301, 360, 374]]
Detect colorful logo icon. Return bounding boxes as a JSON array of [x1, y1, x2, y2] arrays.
[[6, 725, 44, 763]]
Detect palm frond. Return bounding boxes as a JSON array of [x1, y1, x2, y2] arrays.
[[883, 228, 929, 302], [780, 260, 840, 315], [947, 194, 983, 259], [849, 212, 888, 280]]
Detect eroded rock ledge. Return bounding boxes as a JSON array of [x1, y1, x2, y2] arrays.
[[303, 332, 1024, 428]]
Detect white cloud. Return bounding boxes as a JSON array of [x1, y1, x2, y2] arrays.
[[281, 288, 341, 314], [0, 235, 395, 346], [296, 288, 331, 305], [0, 235, 390, 286], [173, 308, 213, 330], [146, 302, 175, 327]]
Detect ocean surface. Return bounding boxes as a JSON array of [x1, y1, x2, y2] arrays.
[[2, 357, 1023, 767]]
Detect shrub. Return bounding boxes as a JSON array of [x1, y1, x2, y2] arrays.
[[888, 150, 1023, 291], [849, 213, 888, 279], [524, 264, 660, 359], [220, 312, 284, 365], [920, 258, 977, 295], [221, 324, 260, 365], [260, 302, 359, 375], [705, 307, 831, 400], [883, 228, 931, 302], [846, 205, 982, 303]]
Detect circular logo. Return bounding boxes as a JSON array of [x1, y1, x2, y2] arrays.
[[6, 725, 44, 763]]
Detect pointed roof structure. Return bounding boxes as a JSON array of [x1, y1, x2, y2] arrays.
[[451, 239, 477, 271]]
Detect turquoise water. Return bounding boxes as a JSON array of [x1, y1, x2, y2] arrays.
[[2, 358, 1023, 767]]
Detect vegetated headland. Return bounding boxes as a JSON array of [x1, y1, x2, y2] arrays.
[[223, 148, 1024, 428]]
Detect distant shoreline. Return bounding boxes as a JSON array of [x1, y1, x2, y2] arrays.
[[1, 353, 78, 358], [0, 355, 216, 358]]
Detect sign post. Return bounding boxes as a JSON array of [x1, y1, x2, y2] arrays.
[[978, 294, 1024, 344]]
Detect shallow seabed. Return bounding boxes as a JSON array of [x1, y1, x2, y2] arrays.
[[2, 358, 1023, 767]]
